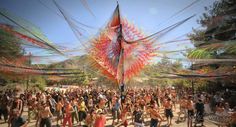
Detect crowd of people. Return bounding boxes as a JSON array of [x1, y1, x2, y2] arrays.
[[0, 85, 235, 127]]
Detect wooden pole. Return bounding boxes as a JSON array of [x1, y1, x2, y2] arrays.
[[26, 53, 31, 90], [116, 1, 125, 103]]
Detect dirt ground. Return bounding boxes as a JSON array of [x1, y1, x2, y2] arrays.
[[0, 105, 218, 127]]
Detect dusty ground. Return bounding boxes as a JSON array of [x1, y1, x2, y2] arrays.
[[0, 105, 218, 127]]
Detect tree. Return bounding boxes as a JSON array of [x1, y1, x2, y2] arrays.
[[0, 26, 26, 86], [31, 76, 46, 91], [188, 0, 236, 59], [45, 58, 90, 86], [0, 28, 24, 59], [139, 57, 189, 87], [188, 0, 236, 89]]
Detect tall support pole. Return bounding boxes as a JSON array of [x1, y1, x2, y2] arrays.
[[116, 2, 125, 104], [191, 78, 194, 94], [191, 62, 194, 95], [26, 53, 31, 90]]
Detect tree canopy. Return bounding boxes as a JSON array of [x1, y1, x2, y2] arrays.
[[188, 0, 236, 59], [0, 28, 24, 59], [187, 0, 236, 87]]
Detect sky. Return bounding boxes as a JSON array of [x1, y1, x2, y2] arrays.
[[0, 0, 215, 65]]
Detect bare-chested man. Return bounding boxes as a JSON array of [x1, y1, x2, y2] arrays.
[[56, 98, 63, 126], [39, 102, 53, 127], [163, 98, 173, 126], [177, 96, 187, 122], [148, 104, 163, 127], [8, 93, 23, 127], [187, 96, 194, 127]]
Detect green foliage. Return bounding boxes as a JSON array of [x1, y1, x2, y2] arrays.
[[188, 49, 213, 59], [0, 29, 24, 58], [189, 0, 236, 53], [198, 0, 236, 26], [96, 76, 116, 87], [140, 58, 187, 87], [188, 29, 206, 46], [45, 57, 90, 85], [31, 76, 46, 91], [0, 28, 25, 85], [188, 0, 236, 59], [187, 0, 236, 89]]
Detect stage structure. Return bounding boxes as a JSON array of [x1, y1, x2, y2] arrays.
[[53, 1, 195, 100], [64, 2, 194, 99]]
